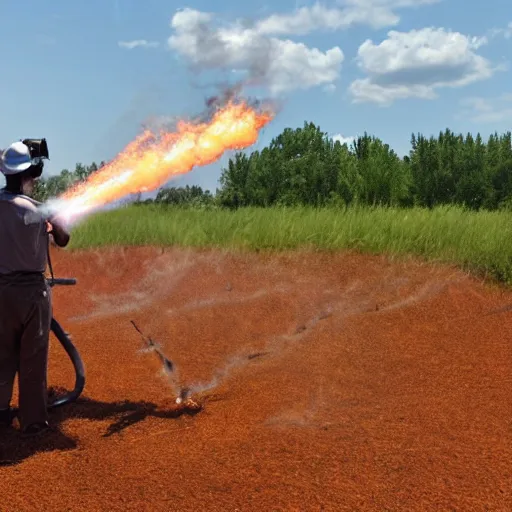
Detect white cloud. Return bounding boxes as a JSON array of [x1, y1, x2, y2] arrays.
[[254, 0, 442, 35], [167, 8, 344, 94], [154, 2, 444, 96], [255, 3, 395, 34], [489, 21, 512, 39], [349, 27, 495, 105], [459, 94, 512, 123], [118, 40, 160, 49], [332, 133, 355, 145]]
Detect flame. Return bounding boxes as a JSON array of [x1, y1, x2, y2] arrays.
[[51, 100, 274, 224]]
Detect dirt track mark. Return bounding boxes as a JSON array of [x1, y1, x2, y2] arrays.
[[165, 285, 293, 316], [374, 279, 451, 313]]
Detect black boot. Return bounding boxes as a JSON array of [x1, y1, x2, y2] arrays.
[[22, 421, 50, 437]]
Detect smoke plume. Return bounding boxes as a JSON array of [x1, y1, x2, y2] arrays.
[[167, 8, 344, 95]]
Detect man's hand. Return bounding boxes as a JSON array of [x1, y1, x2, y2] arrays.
[[47, 216, 70, 247]]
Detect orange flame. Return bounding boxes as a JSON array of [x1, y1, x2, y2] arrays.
[[53, 100, 274, 223]]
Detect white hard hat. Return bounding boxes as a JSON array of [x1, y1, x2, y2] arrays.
[[0, 141, 34, 175]]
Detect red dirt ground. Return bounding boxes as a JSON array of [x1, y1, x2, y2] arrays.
[[1, 246, 511, 511]]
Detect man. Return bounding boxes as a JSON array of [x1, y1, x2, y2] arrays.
[[0, 140, 70, 437]]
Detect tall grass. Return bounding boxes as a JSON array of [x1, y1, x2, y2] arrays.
[[68, 203, 512, 284]]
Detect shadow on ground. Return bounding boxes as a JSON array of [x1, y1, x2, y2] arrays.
[[0, 387, 201, 467]]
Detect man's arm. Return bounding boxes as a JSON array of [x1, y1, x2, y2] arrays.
[[48, 216, 70, 247]]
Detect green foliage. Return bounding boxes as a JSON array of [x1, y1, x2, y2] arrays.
[[408, 129, 512, 210], [218, 124, 512, 211], [153, 185, 215, 208]]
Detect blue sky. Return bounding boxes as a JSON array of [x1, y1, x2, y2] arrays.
[[0, 0, 511, 192]]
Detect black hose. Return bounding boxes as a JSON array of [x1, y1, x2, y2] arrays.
[[48, 317, 86, 409], [45, 276, 85, 408]]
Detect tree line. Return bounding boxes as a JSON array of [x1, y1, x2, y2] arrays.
[[31, 122, 512, 211]]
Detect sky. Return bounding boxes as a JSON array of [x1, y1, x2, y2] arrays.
[[0, 0, 511, 193]]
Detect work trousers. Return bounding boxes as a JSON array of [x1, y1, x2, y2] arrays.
[[0, 273, 51, 429]]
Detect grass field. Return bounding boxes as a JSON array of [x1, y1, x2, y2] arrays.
[[68, 203, 512, 284]]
